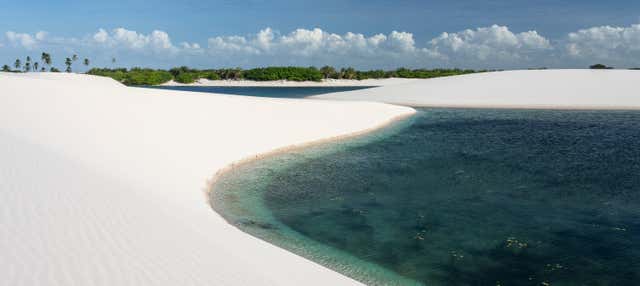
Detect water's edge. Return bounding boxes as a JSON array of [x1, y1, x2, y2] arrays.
[[206, 110, 419, 285]]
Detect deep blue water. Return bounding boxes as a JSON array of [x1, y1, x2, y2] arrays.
[[211, 108, 640, 285], [147, 85, 374, 98]]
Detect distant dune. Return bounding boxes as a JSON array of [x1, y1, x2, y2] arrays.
[[314, 69, 640, 109], [0, 72, 413, 286]]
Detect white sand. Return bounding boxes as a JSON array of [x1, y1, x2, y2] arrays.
[[0, 72, 414, 286], [161, 77, 419, 87], [315, 69, 640, 109]]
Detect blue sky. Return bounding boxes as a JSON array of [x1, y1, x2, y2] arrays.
[[1, 0, 640, 69]]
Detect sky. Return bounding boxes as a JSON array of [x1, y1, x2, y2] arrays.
[[1, 0, 640, 70]]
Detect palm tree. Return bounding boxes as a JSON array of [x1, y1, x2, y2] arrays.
[[41, 52, 52, 70], [24, 56, 32, 72], [65, 57, 72, 73], [14, 59, 21, 70], [72, 54, 78, 62], [34, 62, 39, 72], [24, 57, 32, 72], [2, 65, 10, 72], [83, 58, 90, 68], [111, 57, 116, 67]]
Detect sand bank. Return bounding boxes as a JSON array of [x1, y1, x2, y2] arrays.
[[314, 69, 640, 110], [0, 72, 414, 285]]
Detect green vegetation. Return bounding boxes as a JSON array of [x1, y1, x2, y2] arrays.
[[4, 51, 485, 84], [590, 64, 613, 69], [41, 53, 52, 70], [87, 68, 172, 85], [243, 67, 323, 81], [87, 66, 483, 86], [65, 58, 73, 73]]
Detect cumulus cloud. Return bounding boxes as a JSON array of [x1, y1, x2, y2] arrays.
[[426, 25, 551, 64], [90, 28, 180, 53], [566, 24, 640, 64], [205, 27, 429, 67], [5, 31, 42, 49], [207, 27, 419, 57], [202, 26, 558, 68]]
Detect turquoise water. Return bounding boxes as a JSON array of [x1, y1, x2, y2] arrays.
[[147, 86, 374, 98], [211, 108, 640, 285]]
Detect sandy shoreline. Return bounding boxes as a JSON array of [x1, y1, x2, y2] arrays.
[[161, 77, 420, 87], [207, 110, 415, 200]]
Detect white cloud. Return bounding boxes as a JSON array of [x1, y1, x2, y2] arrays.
[[387, 31, 416, 52], [566, 24, 640, 64], [426, 25, 551, 63], [201, 26, 557, 68], [5, 31, 42, 49], [205, 27, 424, 67], [35, 31, 47, 41], [91, 28, 179, 53], [93, 28, 109, 43], [180, 42, 201, 49]]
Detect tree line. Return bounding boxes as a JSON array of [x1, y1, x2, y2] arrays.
[[4, 52, 626, 86], [86, 66, 484, 86]]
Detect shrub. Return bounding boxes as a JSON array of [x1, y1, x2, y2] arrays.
[[590, 64, 613, 69], [174, 72, 198, 84]]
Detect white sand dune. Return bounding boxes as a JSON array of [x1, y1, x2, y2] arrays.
[[161, 77, 419, 87], [314, 69, 640, 109], [0, 72, 414, 286]]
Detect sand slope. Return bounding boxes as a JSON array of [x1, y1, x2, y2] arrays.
[[314, 70, 640, 109], [0, 72, 414, 286]]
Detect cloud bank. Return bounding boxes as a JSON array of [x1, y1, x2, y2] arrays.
[[204, 28, 429, 67], [3, 24, 640, 69], [566, 24, 640, 63], [426, 25, 551, 63]]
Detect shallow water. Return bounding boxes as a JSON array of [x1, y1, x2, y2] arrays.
[[211, 108, 640, 285], [146, 85, 374, 98]]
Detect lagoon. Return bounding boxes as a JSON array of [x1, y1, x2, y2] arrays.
[[147, 85, 374, 98], [212, 108, 640, 285]]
